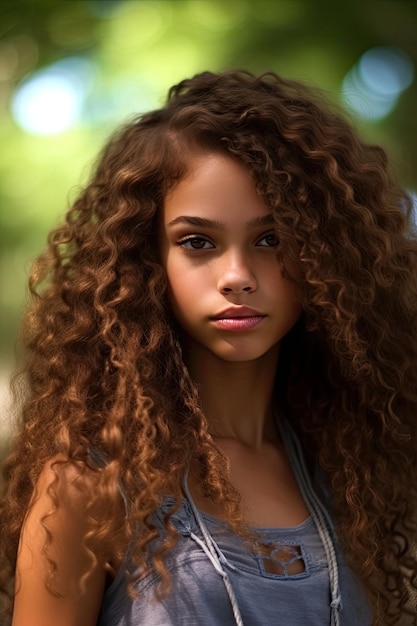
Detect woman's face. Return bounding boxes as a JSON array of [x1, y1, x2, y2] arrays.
[[158, 153, 302, 364]]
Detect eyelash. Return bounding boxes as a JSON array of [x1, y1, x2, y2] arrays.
[[178, 236, 214, 250], [177, 231, 279, 251], [257, 232, 280, 248]]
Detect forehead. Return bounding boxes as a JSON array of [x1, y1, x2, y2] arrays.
[[162, 152, 271, 225]]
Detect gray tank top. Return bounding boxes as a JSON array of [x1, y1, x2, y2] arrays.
[[96, 416, 373, 625]]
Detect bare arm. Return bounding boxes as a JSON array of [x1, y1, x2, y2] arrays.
[[12, 458, 108, 626]]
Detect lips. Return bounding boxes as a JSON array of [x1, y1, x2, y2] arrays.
[[212, 306, 265, 320], [210, 306, 266, 331]]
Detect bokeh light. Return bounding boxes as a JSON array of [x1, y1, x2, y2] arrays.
[[11, 57, 95, 135], [359, 47, 413, 97], [341, 46, 414, 121], [1, 0, 417, 377], [409, 190, 417, 228]]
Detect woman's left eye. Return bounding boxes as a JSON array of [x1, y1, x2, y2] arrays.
[[179, 237, 214, 250], [256, 232, 280, 247]]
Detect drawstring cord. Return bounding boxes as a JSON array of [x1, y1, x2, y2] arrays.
[[188, 531, 233, 575], [276, 415, 342, 626], [182, 413, 342, 626], [183, 473, 245, 626]]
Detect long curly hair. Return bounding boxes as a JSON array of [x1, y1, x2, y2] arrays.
[[1, 70, 417, 624]]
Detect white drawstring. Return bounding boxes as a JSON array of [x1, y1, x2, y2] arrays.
[[276, 414, 342, 626], [189, 531, 232, 576], [183, 473, 245, 626], [182, 413, 342, 626]]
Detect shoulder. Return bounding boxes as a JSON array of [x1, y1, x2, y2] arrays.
[[21, 454, 106, 537], [12, 455, 120, 626], [23, 453, 126, 559], [31, 453, 103, 507]]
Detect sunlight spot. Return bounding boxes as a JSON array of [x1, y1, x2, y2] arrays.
[[11, 57, 95, 135], [341, 47, 414, 121]]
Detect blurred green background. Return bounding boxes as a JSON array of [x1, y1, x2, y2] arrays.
[[1, 0, 417, 448]]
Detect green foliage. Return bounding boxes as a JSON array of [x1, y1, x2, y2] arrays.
[[0, 0, 416, 365]]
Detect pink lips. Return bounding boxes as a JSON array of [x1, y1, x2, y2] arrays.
[[211, 306, 266, 331]]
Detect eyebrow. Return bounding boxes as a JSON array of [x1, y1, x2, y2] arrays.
[[167, 214, 275, 229]]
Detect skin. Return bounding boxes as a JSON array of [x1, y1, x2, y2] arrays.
[[12, 460, 109, 626], [159, 153, 301, 370], [159, 152, 308, 527], [13, 151, 308, 625]]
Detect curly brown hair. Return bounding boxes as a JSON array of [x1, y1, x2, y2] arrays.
[[1, 70, 417, 624]]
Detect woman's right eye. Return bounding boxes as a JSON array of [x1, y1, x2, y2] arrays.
[[178, 237, 214, 250]]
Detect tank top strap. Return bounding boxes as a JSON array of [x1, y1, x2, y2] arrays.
[[276, 412, 342, 625], [182, 471, 245, 626]]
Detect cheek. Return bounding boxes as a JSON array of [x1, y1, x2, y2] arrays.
[[162, 253, 180, 292], [165, 254, 208, 299], [268, 262, 298, 294], [283, 282, 302, 313], [164, 264, 194, 316], [274, 272, 302, 316]]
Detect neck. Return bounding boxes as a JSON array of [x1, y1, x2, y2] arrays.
[[184, 343, 280, 448]]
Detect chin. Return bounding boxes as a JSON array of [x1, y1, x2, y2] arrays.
[[211, 344, 279, 363]]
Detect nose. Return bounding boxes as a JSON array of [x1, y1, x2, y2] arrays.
[[217, 250, 257, 295]]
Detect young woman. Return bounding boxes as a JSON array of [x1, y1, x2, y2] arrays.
[[1, 70, 416, 626]]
